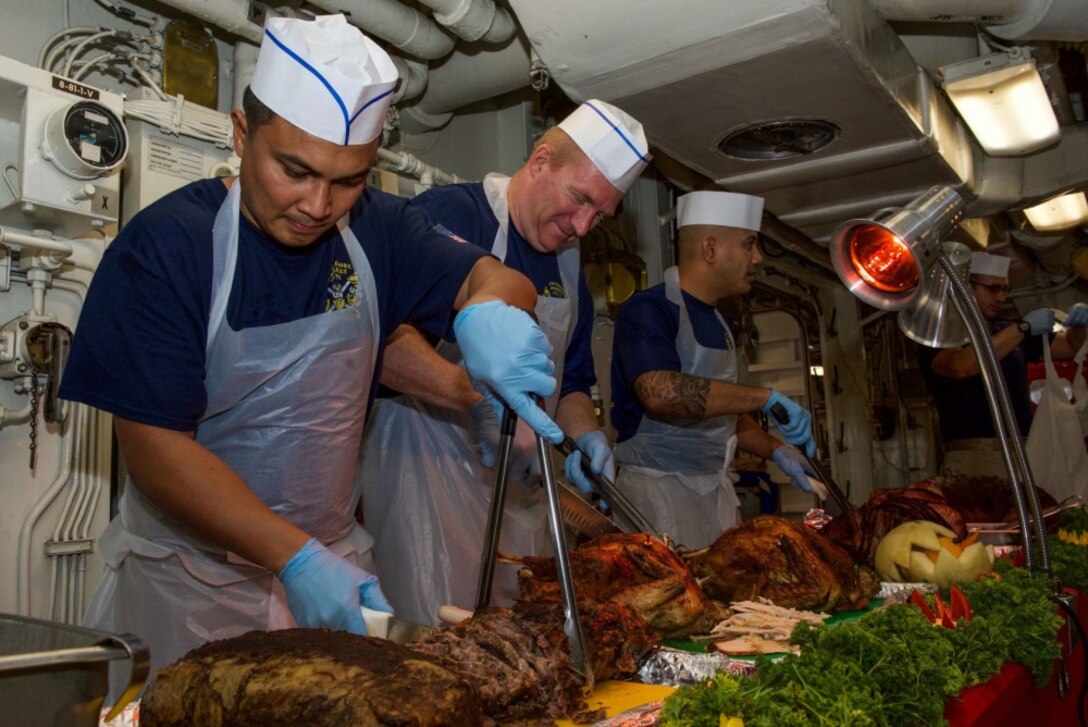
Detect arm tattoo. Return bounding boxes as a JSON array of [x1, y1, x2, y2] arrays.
[[634, 370, 709, 417]]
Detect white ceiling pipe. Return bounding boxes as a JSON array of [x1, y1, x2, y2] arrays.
[[307, 0, 455, 60], [153, 0, 262, 44], [419, 0, 517, 44], [867, 0, 1034, 24], [232, 40, 260, 110], [868, 0, 1087, 41], [399, 35, 530, 132], [986, 0, 1088, 42], [389, 54, 429, 104]]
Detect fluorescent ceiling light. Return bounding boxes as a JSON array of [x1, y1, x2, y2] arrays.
[[942, 50, 1060, 157], [1023, 192, 1088, 231]]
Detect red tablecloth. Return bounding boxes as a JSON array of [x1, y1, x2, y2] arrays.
[[945, 589, 1087, 726]]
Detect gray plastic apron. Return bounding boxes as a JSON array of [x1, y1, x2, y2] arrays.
[[83, 180, 380, 681], [613, 266, 741, 550], [361, 173, 580, 626]]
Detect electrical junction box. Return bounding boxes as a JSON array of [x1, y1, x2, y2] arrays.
[[121, 87, 237, 224], [0, 54, 126, 239]]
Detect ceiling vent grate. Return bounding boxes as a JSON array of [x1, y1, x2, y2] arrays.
[[718, 119, 839, 160]]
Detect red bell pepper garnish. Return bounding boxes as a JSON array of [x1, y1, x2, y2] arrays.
[[932, 592, 956, 628], [949, 584, 973, 622], [909, 590, 938, 624]]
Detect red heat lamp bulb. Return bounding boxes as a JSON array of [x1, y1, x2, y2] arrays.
[[848, 225, 920, 293]]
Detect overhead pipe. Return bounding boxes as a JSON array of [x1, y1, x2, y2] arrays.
[[868, 0, 1087, 41], [307, 0, 456, 61], [148, 0, 262, 44], [377, 148, 464, 186], [389, 54, 429, 104], [399, 35, 531, 132], [418, 0, 517, 44], [231, 41, 260, 109]]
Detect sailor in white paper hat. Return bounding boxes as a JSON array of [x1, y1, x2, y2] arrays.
[[65, 13, 566, 680], [359, 98, 650, 625], [921, 250, 1088, 481], [609, 189, 820, 548]]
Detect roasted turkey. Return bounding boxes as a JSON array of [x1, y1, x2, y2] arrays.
[[685, 515, 878, 612], [511, 533, 721, 638]]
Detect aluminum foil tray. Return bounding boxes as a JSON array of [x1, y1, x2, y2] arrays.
[[877, 581, 936, 601], [637, 646, 757, 686]]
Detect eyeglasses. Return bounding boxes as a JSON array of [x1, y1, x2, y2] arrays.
[[971, 281, 1010, 295]]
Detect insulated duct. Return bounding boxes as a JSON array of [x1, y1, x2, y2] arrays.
[[306, 0, 456, 60], [869, 0, 1088, 42], [418, 0, 517, 44], [398, 34, 531, 133]]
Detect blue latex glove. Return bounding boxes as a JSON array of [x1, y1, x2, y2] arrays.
[[455, 301, 563, 444], [279, 538, 392, 635], [763, 389, 816, 458], [469, 397, 501, 468], [772, 444, 816, 492], [564, 431, 615, 507], [470, 397, 539, 483], [1022, 308, 1055, 335], [1064, 303, 1088, 328]]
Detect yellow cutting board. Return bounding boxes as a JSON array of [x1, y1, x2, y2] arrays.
[[555, 680, 677, 725]]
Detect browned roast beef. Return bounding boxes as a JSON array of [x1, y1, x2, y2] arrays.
[[408, 599, 660, 723], [140, 629, 482, 727]]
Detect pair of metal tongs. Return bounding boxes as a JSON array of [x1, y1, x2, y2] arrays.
[[554, 436, 662, 537], [475, 400, 593, 690], [768, 402, 854, 514]]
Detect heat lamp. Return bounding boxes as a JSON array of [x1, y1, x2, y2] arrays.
[[829, 186, 1051, 575]]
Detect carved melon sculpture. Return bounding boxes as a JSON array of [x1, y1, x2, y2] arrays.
[[875, 520, 995, 587]]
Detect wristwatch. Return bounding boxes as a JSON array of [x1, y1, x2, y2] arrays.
[[1016, 319, 1031, 334]]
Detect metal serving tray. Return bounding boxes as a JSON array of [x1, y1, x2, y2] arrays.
[[0, 613, 147, 726]]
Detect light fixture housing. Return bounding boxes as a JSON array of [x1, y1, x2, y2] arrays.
[[1023, 192, 1088, 231], [830, 186, 965, 311], [941, 49, 1060, 157]]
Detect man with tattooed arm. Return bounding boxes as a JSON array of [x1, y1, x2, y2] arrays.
[[609, 191, 817, 548]]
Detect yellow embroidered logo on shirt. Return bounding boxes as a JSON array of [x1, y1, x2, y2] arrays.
[[326, 260, 359, 311], [543, 281, 565, 298]]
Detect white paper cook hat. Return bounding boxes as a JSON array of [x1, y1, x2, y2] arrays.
[[970, 252, 1011, 277], [557, 100, 651, 193], [250, 15, 398, 146], [677, 190, 764, 232]]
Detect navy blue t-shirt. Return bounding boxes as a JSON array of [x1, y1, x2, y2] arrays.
[[59, 179, 487, 431], [918, 319, 1040, 440], [611, 283, 734, 442], [413, 182, 596, 398]]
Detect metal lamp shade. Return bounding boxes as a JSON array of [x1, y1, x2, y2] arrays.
[[897, 242, 971, 348], [830, 186, 965, 311]]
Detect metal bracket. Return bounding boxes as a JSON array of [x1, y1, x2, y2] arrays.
[[43, 539, 95, 556]]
